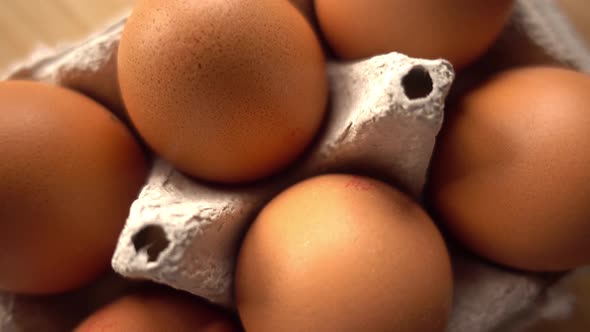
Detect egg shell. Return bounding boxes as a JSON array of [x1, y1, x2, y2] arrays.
[[315, 0, 515, 69], [288, 0, 315, 23], [74, 289, 240, 332], [118, 0, 328, 184], [2, 23, 128, 119], [428, 67, 590, 272], [0, 274, 146, 332], [2, 0, 590, 331], [235, 174, 453, 332], [0, 81, 148, 294], [112, 52, 454, 306]]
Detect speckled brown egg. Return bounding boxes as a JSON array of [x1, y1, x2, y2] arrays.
[[235, 174, 452, 332], [74, 289, 241, 332], [0, 80, 147, 294], [315, 0, 515, 70], [118, 0, 327, 184], [288, 0, 315, 22], [427, 67, 590, 271]]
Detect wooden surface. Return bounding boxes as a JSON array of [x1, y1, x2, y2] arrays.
[[0, 0, 135, 71], [0, 1, 589, 330], [0, 0, 589, 71]]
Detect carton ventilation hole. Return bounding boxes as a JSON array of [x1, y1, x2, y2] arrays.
[[132, 225, 170, 262], [402, 66, 433, 99]]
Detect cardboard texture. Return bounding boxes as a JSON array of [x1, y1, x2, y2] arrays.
[[1, 1, 589, 331]]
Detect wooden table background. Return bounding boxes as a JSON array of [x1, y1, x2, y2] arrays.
[[0, 0, 589, 71], [0, 0, 135, 71], [0, 1, 588, 331]]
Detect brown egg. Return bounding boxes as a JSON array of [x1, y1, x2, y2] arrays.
[[427, 67, 590, 271], [118, 0, 327, 184], [74, 289, 241, 332], [0, 81, 147, 294], [315, 0, 515, 69], [288, 0, 315, 21], [235, 174, 452, 332]]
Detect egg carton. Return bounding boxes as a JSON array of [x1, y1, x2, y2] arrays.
[[2, 0, 590, 331]]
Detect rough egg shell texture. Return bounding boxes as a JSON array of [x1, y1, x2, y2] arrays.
[[0, 81, 147, 294], [428, 67, 590, 271], [235, 174, 453, 332], [4, 1, 590, 331], [118, 0, 328, 184], [315, 0, 515, 70], [111, 52, 454, 306], [74, 289, 241, 332]]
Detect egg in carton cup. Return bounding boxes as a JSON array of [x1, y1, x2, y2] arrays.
[[2, 0, 590, 331]]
